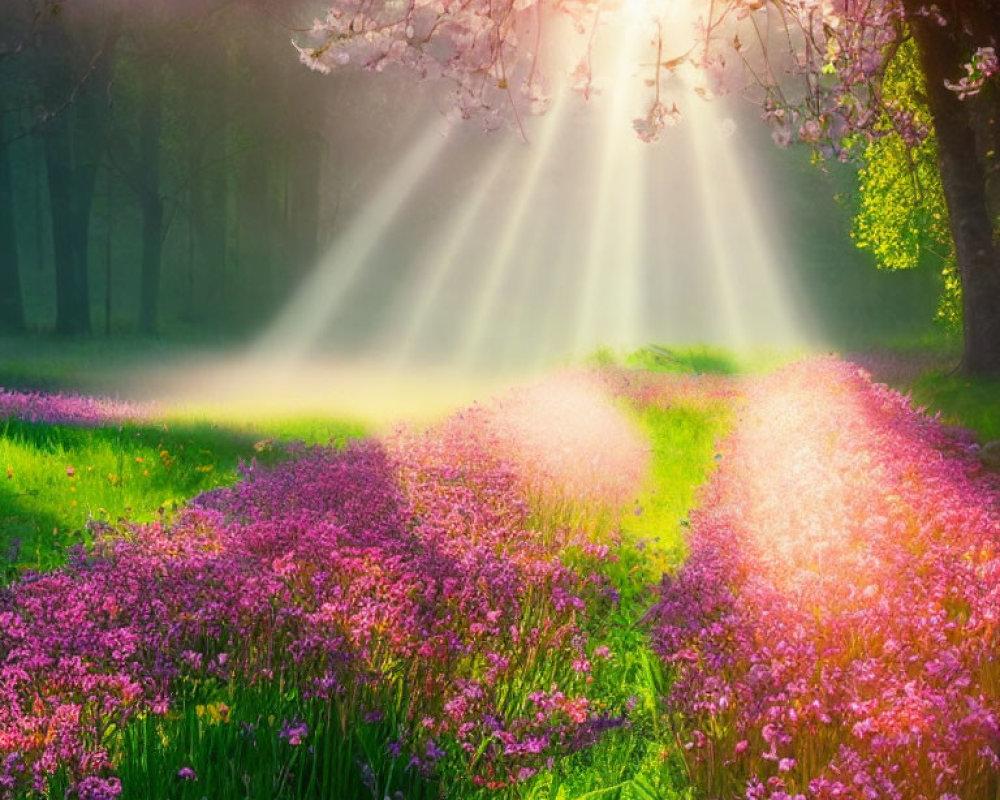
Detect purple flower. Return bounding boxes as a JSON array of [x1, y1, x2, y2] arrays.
[[425, 739, 445, 761], [176, 767, 197, 781], [279, 719, 309, 746], [74, 776, 123, 799]]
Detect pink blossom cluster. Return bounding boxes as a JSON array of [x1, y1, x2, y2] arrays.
[[475, 371, 650, 515], [649, 357, 1000, 799], [945, 46, 1000, 99], [596, 367, 738, 414], [0, 377, 644, 796], [0, 388, 149, 427], [298, 0, 928, 151]]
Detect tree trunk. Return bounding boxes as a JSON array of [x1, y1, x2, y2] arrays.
[[43, 105, 95, 336], [0, 114, 24, 333], [906, 1, 1000, 375], [137, 62, 164, 336], [38, 13, 120, 337]]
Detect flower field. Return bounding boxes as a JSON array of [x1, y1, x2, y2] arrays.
[[1, 357, 998, 799], [651, 358, 1000, 799], [0, 389, 152, 429]]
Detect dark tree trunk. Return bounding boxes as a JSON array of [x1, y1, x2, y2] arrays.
[[0, 114, 24, 333], [905, 0, 1000, 375], [38, 13, 120, 336], [137, 62, 164, 336], [43, 104, 96, 335]]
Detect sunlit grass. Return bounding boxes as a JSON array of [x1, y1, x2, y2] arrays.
[[624, 403, 732, 575], [589, 343, 800, 375], [0, 415, 365, 576], [520, 380, 732, 799]]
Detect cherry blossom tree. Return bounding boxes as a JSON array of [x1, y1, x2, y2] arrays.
[[297, 0, 1000, 375]]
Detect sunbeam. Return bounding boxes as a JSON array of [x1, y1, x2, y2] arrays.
[[247, 12, 813, 372], [686, 96, 805, 347], [572, 25, 643, 357], [685, 101, 750, 347], [387, 140, 517, 368], [455, 94, 571, 368], [615, 141, 644, 349], [253, 121, 451, 359]]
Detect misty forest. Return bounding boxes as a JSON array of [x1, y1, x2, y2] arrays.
[[1, 1, 1000, 799]]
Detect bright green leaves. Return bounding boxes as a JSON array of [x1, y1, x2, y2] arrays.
[[851, 39, 960, 328]]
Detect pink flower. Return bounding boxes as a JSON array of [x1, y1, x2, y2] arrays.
[[279, 720, 309, 747]]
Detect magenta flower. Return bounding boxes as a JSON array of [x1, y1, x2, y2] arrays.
[[279, 720, 309, 747]]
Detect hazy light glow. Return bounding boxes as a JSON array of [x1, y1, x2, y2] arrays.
[[388, 141, 517, 367], [687, 101, 750, 347], [251, 16, 814, 373], [573, 22, 644, 356], [686, 96, 803, 347], [254, 123, 451, 360], [455, 95, 572, 367], [623, 0, 698, 31], [128, 354, 527, 431]]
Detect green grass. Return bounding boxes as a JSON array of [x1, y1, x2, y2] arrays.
[[589, 344, 800, 376], [523, 387, 733, 800], [905, 370, 1000, 442], [0, 415, 365, 577], [110, 684, 441, 800], [624, 403, 733, 575]]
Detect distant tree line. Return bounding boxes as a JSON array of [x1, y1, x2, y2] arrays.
[[0, 0, 414, 337]]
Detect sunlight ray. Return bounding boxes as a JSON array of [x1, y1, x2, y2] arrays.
[[615, 129, 644, 349], [685, 99, 749, 347], [253, 122, 452, 359], [686, 97, 804, 346], [706, 112, 805, 345], [572, 26, 640, 357], [496, 212, 551, 369], [455, 93, 570, 367], [388, 140, 517, 368]]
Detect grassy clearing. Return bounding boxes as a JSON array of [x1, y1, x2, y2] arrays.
[[624, 404, 733, 575], [0, 415, 365, 577], [94, 387, 734, 800], [527, 388, 733, 799]]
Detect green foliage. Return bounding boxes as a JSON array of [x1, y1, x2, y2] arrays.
[[112, 684, 440, 800], [851, 39, 960, 327]]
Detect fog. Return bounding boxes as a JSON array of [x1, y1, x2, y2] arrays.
[[1, 0, 942, 391]]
